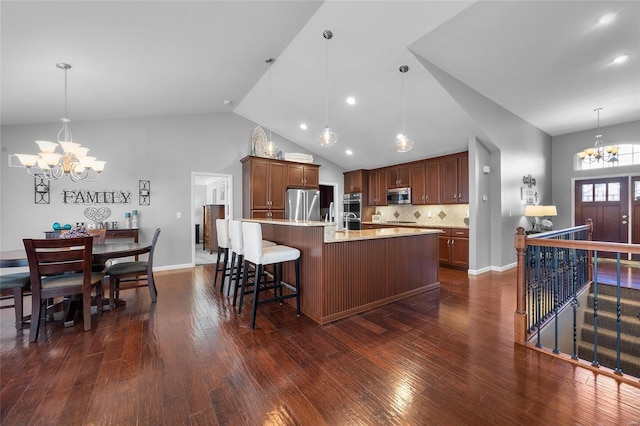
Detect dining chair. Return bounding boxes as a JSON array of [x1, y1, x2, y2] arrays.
[[23, 236, 104, 342], [0, 272, 31, 329], [87, 228, 106, 245], [104, 228, 161, 309]]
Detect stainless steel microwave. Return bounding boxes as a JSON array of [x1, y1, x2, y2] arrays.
[[387, 187, 412, 205]]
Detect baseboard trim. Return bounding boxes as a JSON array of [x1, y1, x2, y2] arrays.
[[468, 262, 517, 275]]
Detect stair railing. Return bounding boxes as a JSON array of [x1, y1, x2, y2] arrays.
[[514, 219, 640, 380]]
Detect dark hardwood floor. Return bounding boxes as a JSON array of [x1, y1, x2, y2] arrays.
[[1, 265, 638, 425]]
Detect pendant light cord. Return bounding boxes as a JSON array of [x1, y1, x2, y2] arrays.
[[63, 66, 69, 120], [269, 59, 273, 141], [325, 36, 329, 127], [401, 71, 406, 134]]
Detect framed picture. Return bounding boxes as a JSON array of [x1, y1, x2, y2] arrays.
[[521, 187, 537, 204]]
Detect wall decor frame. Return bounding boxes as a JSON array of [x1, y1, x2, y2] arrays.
[[139, 180, 150, 205], [34, 177, 50, 204]]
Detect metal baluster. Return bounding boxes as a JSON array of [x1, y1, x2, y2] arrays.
[[614, 252, 623, 375], [535, 246, 542, 348], [571, 247, 580, 360], [592, 250, 600, 368], [552, 247, 560, 354]]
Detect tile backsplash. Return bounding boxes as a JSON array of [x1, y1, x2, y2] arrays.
[[375, 204, 469, 227]]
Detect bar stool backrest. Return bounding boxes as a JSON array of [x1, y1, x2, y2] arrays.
[[229, 220, 243, 255], [241, 222, 263, 265], [216, 219, 230, 250]]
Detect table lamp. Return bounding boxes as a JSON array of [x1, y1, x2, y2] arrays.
[[524, 205, 557, 232]]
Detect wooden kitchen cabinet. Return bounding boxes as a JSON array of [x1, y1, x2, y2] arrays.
[[287, 163, 319, 189], [387, 165, 410, 188], [241, 156, 287, 219], [202, 204, 225, 254], [344, 170, 366, 194], [367, 169, 387, 206], [410, 160, 440, 205], [439, 227, 469, 269], [440, 153, 468, 204]]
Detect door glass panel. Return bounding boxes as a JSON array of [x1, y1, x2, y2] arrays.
[[635, 181, 640, 201], [607, 182, 620, 201], [582, 184, 593, 202], [594, 183, 607, 202]]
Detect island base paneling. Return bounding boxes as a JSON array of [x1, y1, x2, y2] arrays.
[[257, 222, 439, 325]]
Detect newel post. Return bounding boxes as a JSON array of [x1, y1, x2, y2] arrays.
[[514, 226, 527, 344]]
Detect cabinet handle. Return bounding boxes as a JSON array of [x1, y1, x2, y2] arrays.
[[453, 194, 457, 200], [451, 240, 454, 246], [425, 195, 429, 201], [622, 220, 628, 225], [458, 193, 462, 201]]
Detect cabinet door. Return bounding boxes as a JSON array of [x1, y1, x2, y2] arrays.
[[269, 162, 287, 210], [438, 234, 451, 264], [377, 170, 388, 205], [397, 166, 410, 187], [457, 155, 469, 203], [410, 162, 426, 205], [304, 166, 319, 189], [271, 210, 286, 219], [440, 156, 458, 204], [425, 160, 441, 204], [287, 164, 305, 188], [344, 171, 363, 193], [367, 172, 379, 206], [450, 236, 469, 268], [251, 159, 270, 209]]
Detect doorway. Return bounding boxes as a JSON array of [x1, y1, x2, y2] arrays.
[[574, 176, 630, 257], [191, 172, 233, 266]]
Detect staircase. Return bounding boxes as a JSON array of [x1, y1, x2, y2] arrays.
[[578, 284, 640, 377]]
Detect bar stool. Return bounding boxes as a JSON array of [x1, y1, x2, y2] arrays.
[[214, 219, 232, 292], [239, 222, 300, 329], [228, 220, 276, 305]]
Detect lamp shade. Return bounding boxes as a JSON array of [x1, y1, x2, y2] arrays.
[[524, 205, 557, 217]]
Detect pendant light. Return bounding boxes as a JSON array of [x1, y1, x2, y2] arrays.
[[264, 57, 276, 157], [395, 65, 413, 152], [577, 107, 618, 163], [318, 29, 337, 147]]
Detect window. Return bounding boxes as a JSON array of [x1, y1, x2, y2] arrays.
[[581, 182, 621, 202], [575, 143, 640, 171]]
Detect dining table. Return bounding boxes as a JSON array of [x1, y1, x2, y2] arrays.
[[0, 241, 153, 326]]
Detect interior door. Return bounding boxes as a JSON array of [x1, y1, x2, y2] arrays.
[[575, 177, 629, 256]]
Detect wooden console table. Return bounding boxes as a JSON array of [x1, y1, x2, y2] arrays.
[[44, 228, 139, 243]]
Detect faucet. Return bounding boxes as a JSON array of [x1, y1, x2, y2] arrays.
[[328, 201, 335, 223], [344, 212, 357, 235]]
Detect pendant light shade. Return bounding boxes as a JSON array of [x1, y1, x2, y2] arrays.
[[395, 65, 413, 153], [318, 29, 337, 147]]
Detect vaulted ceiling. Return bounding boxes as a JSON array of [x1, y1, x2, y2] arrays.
[[2, 1, 638, 170]]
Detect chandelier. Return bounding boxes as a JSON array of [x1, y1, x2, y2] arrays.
[[318, 30, 337, 147], [577, 107, 618, 164], [15, 63, 106, 181], [395, 65, 413, 152]]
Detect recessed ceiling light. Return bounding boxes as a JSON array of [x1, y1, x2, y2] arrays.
[[345, 149, 353, 155], [612, 55, 628, 64], [598, 13, 616, 25], [223, 99, 232, 105], [300, 123, 308, 130], [346, 97, 356, 105]]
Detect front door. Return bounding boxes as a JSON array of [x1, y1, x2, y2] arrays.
[[632, 176, 640, 260], [575, 177, 629, 256]]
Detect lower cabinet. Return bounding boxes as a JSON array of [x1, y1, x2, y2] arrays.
[[439, 228, 469, 269]]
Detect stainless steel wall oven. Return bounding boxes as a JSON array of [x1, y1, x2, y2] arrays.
[[343, 192, 362, 230]]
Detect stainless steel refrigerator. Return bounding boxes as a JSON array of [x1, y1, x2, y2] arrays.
[[286, 189, 321, 221]]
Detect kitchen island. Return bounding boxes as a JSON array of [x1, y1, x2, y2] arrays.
[[243, 219, 440, 325]]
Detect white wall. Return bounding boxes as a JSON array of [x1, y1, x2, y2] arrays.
[[417, 56, 552, 270], [551, 120, 640, 229], [0, 112, 345, 268]]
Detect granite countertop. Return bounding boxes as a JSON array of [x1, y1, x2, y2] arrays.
[[325, 227, 441, 243], [242, 218, 334, 227], [361, 221, 469, 230]]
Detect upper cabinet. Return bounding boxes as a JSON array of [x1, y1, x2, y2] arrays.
[[347, 151, 468, 207], [440, 153, 468, 204], [344, 170, 366, 194], [367, 169, 387, 206], [410, 160, 440, 205], [387, 165, 410, 188], [287, 163, 319, 189], [242, 156, 321, 219]]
